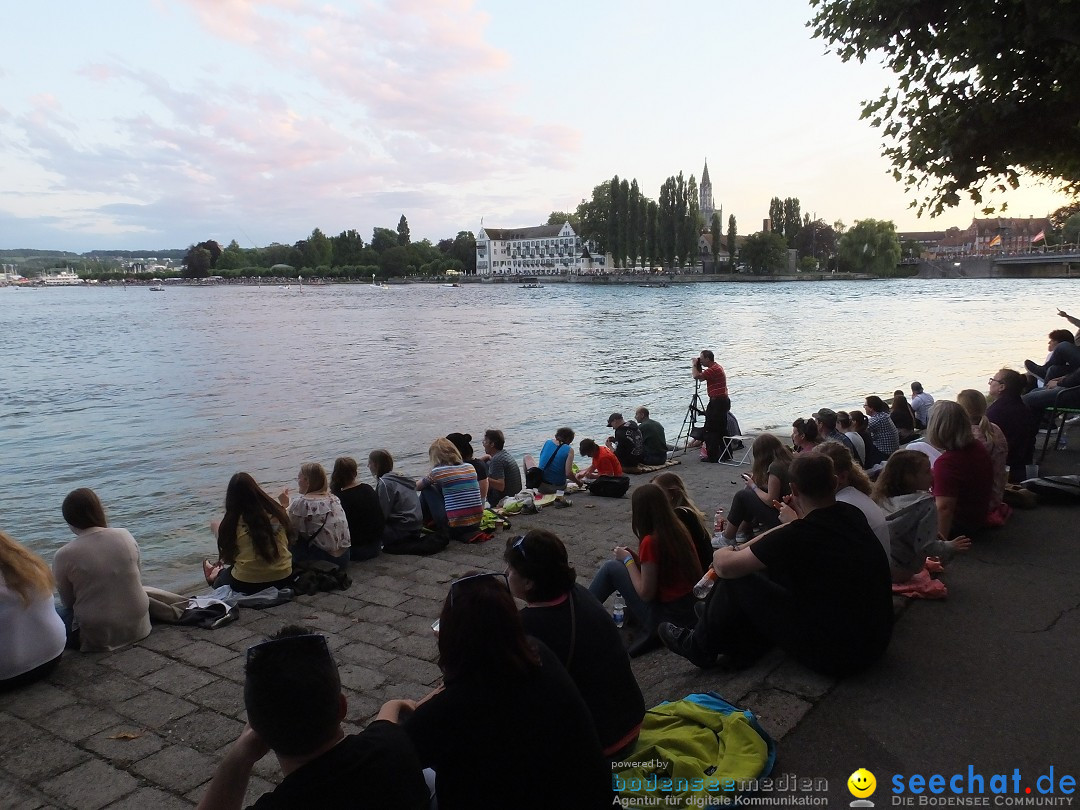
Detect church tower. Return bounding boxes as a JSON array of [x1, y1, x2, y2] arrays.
[[700, 159, 715, 225]]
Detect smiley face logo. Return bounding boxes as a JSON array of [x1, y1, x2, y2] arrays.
[[847, 768, 877, 798]]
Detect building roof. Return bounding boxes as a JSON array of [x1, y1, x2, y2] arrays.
[[969, 217, 1051, 236], [701, 159, 711, 186], [481, 224, 567, 240]]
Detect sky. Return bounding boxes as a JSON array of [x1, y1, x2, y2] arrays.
[[0, 0, 1072, 253]]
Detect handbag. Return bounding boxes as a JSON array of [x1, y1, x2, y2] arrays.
[[526, 444, 562, 489], [295, 512, 330, 548]]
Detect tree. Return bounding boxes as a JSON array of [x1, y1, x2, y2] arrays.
[[182, 246, 212, 278], [726, 215, 738, 271], [739, 232, 787, 274], [331, 229, 366, 266], [710, 212, 722, 271], [837, 219, 902, 275], [782, 198, 801, 247], [1062, 214, 1080, 245], [306, 228, 332, 268], [546, 211, 577, 228], [379, 245, 411, 277], [181, 240, 221, 277], [397, 215, 411, 246], [449, 231, 476, 274], [370, 227, 399, 254], [628, 180, 641, 268], [794, 219, 837, 264], [768, 197, 784, 236], [809, 0, 1080, 216], [217, 239, 247, 271], [1050, 202, 1080, 233]]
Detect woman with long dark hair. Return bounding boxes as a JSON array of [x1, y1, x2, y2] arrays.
[[588, 483, 702, 656], [504, 530, 645, 759], [207, 473, 294, 593], [53, 488, 151, 652], [330, 456, 384, 561], [651, 471, 713, 571], [715, 434, 792, 545], [380, 572, 611, 809]]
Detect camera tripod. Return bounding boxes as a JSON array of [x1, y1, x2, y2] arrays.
[[673, 380, 708, 456]]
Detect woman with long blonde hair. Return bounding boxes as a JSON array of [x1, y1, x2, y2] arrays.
[[1, 530, 67, 691], [957, 389, 1008, 514], [925, 401, 993, 538]]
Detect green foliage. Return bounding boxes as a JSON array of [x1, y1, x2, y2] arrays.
[[546, 211, 577, 227], [794, 219, 836, 263], [739, 232, 788, 274], [1062, 214, 1080, 245], [837, 219, 902, 275], [768, 198, 783, 236], [1050, 203, 1080, 233], [370, 227, 399, 254], [378, 245, 411, 277], [798, 256, 819, 271], [809, 0, 1080, 215], [726, 215, 737, 272], [710, 212, 722, 268], [782, 198, 801, 247], [181, 242, 219, 278], [397, 215, 411, 246], [331, 230, 365, 266]]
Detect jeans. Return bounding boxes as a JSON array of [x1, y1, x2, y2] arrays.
[[292, 543, 350, 570], [703, 395, 731, 461], [589, 559, 652, 627]]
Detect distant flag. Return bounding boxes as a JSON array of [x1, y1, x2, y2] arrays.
[[1032, 230, 1046, 243], [988, 234, 1003, 248]]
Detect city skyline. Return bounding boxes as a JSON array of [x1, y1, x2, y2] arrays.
[[1, 0, 1073, 253]]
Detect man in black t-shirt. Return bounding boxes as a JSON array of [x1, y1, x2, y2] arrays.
[[197, 626, 428, 810], [660, 453, 893, 677], [606, 412, 644, 467]]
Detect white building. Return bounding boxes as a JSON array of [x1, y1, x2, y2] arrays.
[[475, 222, 610, 276]]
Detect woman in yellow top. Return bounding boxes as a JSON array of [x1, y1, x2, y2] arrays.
[[205, 473, 294, 594]]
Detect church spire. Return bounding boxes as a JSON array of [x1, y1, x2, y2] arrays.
[[701, 159, 711, 186]]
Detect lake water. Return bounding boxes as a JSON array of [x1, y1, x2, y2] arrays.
[[1, 278, 1072, 588]]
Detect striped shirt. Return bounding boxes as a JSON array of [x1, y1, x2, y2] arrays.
[[427, 463, 483, 527]]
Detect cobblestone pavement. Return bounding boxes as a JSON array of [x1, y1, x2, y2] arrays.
[[2, 447, 1075, 808]]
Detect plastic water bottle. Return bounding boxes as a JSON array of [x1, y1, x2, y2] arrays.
[[612, 592, 625, 628], [693, 568, 718, 599], [714, 509, 726, 534]]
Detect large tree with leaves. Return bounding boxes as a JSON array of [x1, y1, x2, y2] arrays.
[[396, 215, 411, 246], [782, 198, 801, 247], [768, 197, 784, 237], [739, 232, 788, 274], [709, 212, 722, 271], [837, 219, 902, 275], [809, 0, 1080, 215]]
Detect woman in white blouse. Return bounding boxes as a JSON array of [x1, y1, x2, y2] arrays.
[[1, 530, 67, 690], [53, 489, 151, 652], [278, 462, 351, 569]]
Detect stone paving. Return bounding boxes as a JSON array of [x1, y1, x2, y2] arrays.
[[1, 447, 1071, 808]]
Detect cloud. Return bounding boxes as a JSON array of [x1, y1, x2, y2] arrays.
[[0, 0, 579, 249]]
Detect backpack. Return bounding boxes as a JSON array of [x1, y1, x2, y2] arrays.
[[623, 421, 645, 459], [588, 475, 631, 498]]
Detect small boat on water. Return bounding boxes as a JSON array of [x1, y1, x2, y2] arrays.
[[149, 284, 165, 292], [371, 274, 389, 290], [443, 283, 461, 288], [638, 282, 671, 288], [520, 283, 544, 289]]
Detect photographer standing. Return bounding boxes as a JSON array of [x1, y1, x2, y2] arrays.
[[692, 350, 731, 463]]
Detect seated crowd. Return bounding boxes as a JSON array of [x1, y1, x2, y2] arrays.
[[2, 322, 1074, 806]]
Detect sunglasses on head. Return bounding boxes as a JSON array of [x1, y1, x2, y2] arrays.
[[449, 572, 509, 608], [246, 632, 329, 663]]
